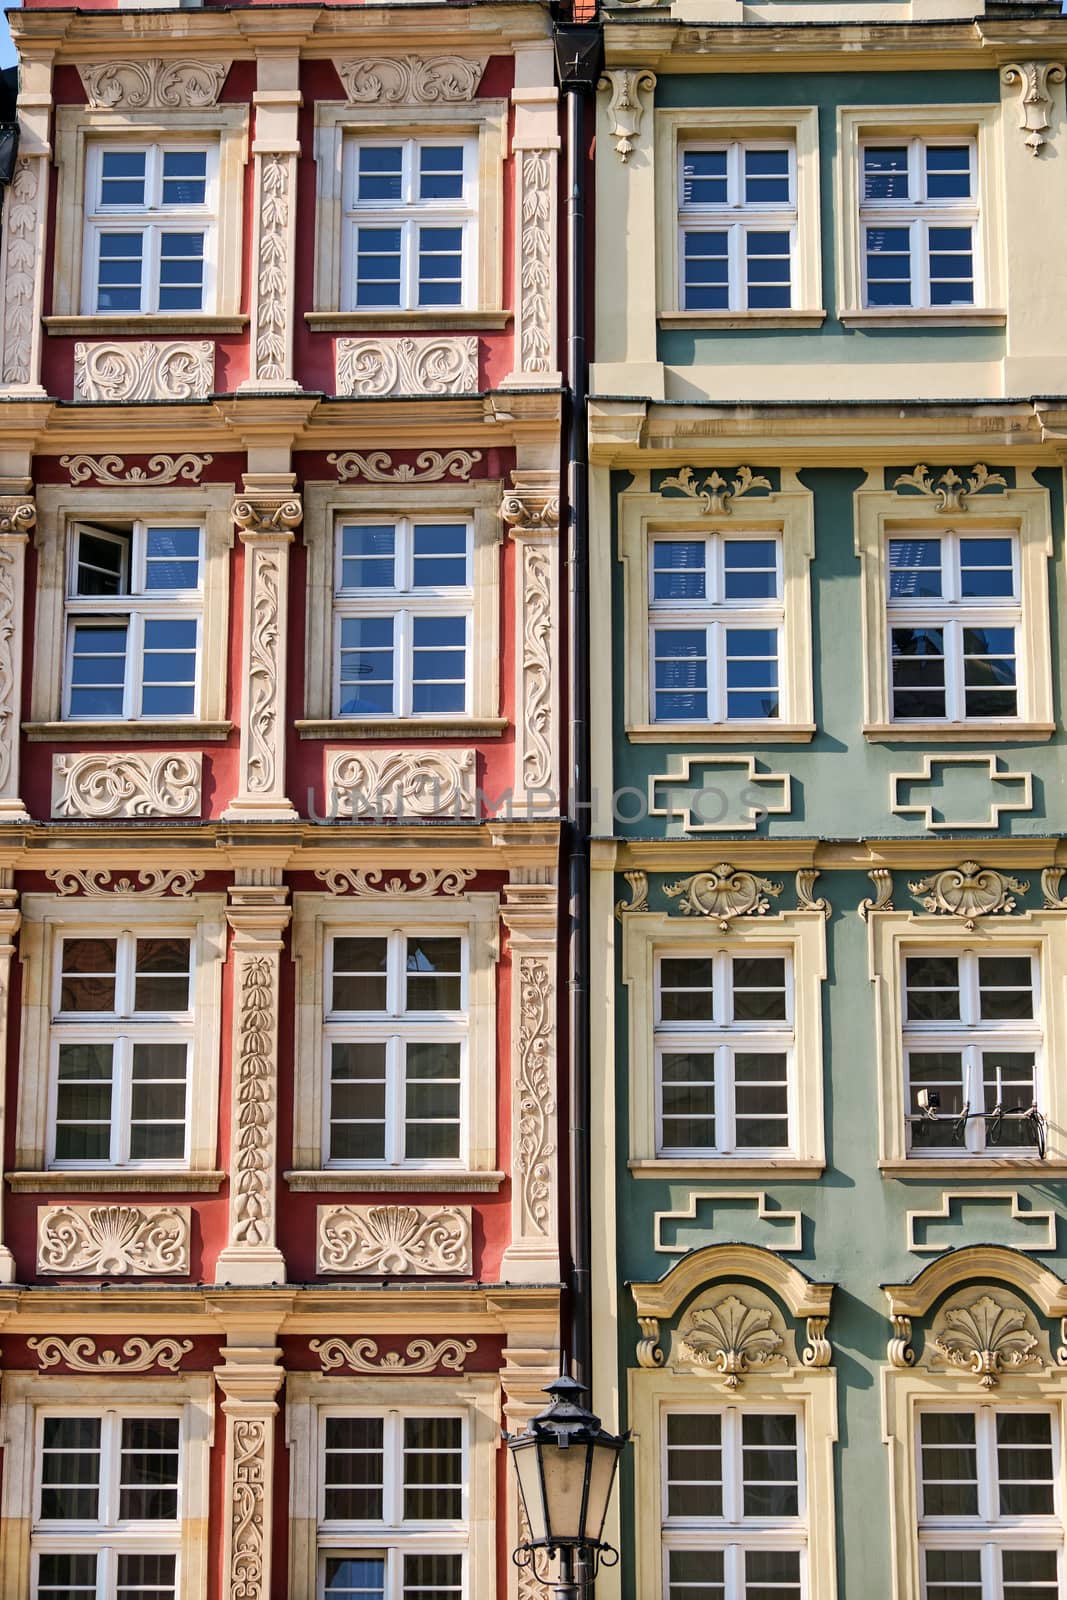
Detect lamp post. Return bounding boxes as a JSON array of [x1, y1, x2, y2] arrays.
[[507, 1373, 628, 1599]]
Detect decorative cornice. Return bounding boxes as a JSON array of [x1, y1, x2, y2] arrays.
[[336, 336, 478, 397], [29, 1335, 192, 1372], [37, 1204, 191, 1275], [615, 869, 649, 919], [337, 54, 486, 105], [891, 462, 1007, 511], [665, 865, 782, 929], [661, 464, 773, 514], [599, 68, 656, 162], [1001, 61, 1066, 155], [317, 1204, 472, 1275], [310, 1336, 477, 1373], [78, 57, 231, 109], [74, 340, 215, 402], [314, 866, 476, 897], [327, 748, 476, 820], [0, 496, 36, 535], [327, 448, 482, 483], [46, 867, 205, 898], [59, 453, 211, 486], [52, 752, 202, 820], [908, 861, 1029, 928]]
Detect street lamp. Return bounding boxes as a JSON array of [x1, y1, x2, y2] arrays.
[[507, 1373, 627, 1598]]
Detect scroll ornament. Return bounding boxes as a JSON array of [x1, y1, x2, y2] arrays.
[[78, 58, 231, 109], [909, 862, 1028, 928], [310, 1336, 477, 1373], [599, 68, 656, 162], [892, 463, 1007, 512], [315, 866, 475, 897], [665, 864, 782, 929], [931, 1294, 1042, 1388], [60, 453, 211, 486], [858, 868, 894, 920], [677, 1295, 786, 1389], [37, 1205, 190, 1275], [52, 753, 202, 820], [1001, 62, 1066, 155], [338, 55, 485, 105], [336, 336, 478, 397], [74, 341, 214, 403], [328, 748, 476, 819], [327, 449, 481, 483], [317, 1204, 472, 1275], [29, 1335, 192, 1372], [614, 869, 649, 919], [661, 465, 772, 514], [46, 867, 204, 898]]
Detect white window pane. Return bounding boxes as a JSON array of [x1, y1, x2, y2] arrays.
[[996, 1413, 1055, 1515], [653, 541, 707, 602], [923, 1549, 982, 1600], [405, 1041, 462, 1161], [130, 1043, 189, 1161], [158, 231, 205, 312], [323, 1416, 385, 1520], [140, 617, 197, 718], [659, 956, 715, 1023], [959, 537, 1015, 598], [744, 147, 791, 204], [977, 956, 1034, 1020], [661, 1052, 716, 1151], [417, 225, 463, 307], [865, 225, 911, 308], [357, 145, 402, 202], [402, 1415, 463, 1519], [724, 539, 779, 601], [744, 1548, 802, 1600], [730, 956, 787, 1022], [733, 1053, 790, 1149], [741, 1413, 799, 1517], [39, 1416, 102, 1520], [331, 938, 389, 1012], [905, 954, 961, 1021], [59, 937, 118, 1012], [669, 1549, 725, 1600], [402, 1554, 463, 1598], [666, 1412, 723, 1516], [725, 628, 779, 721], [55, 1043, 114, 1162], [339, 525, 396, 590], [962, 625, 1016, 718], [907, 1051, 966, 1148], [890, 626, 946, 720], [1001, 1548, 1059, 1600], [682, 149, 728, 207], [405, 937, 463, 1012], [117, 1553, 177, 1600]]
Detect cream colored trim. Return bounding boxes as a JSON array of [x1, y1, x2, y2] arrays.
[[890, 752, 1035, 830], [52, 105, 249, 319], [655, 108, 823, 320], [14, 893, 226, 1172], [854, 469, 1053, 736], [905, 1189, 1056, 1254], [285, 1371, 499, 1600], [30, 485, 234, 728], [301, 479, 502, 722], [836, 104, 1004, 317], [284, 1168, 505, 1192], [884, 1244, 1067, 1320], [622, 910, 826, 1167], [311, 101, 507, 315], [840, 309, 1007, 328], [290, 891, 499, 1175], [868, 909, 1067, 1168], [653, 1189, 803, 1254], [618, 470, 815, 738], [631, 1157, 824, 1178], [0, 1371, 213, 1600]]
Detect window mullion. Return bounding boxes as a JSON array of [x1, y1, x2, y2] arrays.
[[944, 618, 962, 721], [396, 610, 409, 718], [392, 1035, 406, 1165], [724, 1411, 741, 1525], [720, 1045, 734, 1155], [729, 223, 744, 314], [114, 1035, 131, 1165]]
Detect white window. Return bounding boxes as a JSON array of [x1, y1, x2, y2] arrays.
[[333, 516, 471, 719], [903, 948, 1043, 1158], [32, 1410, 181, 1600], [324, 931, 467, 1168], [678, 142, 796, 313], [655, 950, 793, 1157], [318, 1410, 467, 1598], [48, 930, 193, 1169], [860, 138, 978, 310], [918, 1407, 1061, 1600], [342, 138, 476, 312], [649, 532, 783, 724], [662, 1406, 805, 1600], [64, 521, 204, 722], [83, 142, 216, 316], [887, 530, 1020, 724]]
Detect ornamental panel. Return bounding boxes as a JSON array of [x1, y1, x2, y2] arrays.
[[51, 753, 202, 819], [317, 1204, 472, 1275], [335, 336, 478, 397], [74, 340, 215, 402], [37, 1204, 191, 1275]]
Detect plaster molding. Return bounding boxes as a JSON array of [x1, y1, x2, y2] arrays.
[[78, 58, 231, 109], [795, 869, 830, 918], [2, 159, 44, 386], [500, 472, 560, 536], [599, 68, 656, 163], [74, 340, 215, 402], [231, 489, 302, 537], [0, 532, 27, 807], [309, 1336, 477, 1373], [648, 752, 792, 833], [226, 494, 298, 817], [337, 55, 486, 106], [327, 747, 477, 819], [891, 461, 1007, 511], [665, 864, 782, 928], [326, 448, 482, 484], [1001, 62, 1066, 155], [51, 752, 202, 819], [250, 154, 294, 386], [884, 1245, 1067, 1322], [28, 1335, 192, 1372], [516, 147, 553, 376], [313, 866, 476, 897], [1042, 867, 1067, 908], [907, 1191, 1057, 1254], [517, 541, 553, 796], [45, 867, 205, 898], [858, 867, 894, 920], [673, 1290, 788, 1387], [228, 954, 279, 1256], [0, 497, 36, 534], [908, 860, 1029, 927], [227, 1415, 269, 1600], [37, 1204, 191, 1275], [514, 955, 555, 1240], [336, 336, 478, 397], [614, 869, 649, 919], [59, 453, 212, 486], [890, 753, 1034, 831], [930, 1291, 1042, 1388], [317, 1203, 473, 1275], [654, 1191, 803, 1255], [661, 464, 773, 514]]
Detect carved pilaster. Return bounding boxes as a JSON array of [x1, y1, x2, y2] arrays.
[[500, 473, 560, 813], [502, 53, 561, 389], [0, 156, 49, 395], [0, 884, 20, 1281], [499, 884, 559, 1283], [215, 1346, 285, 1600], [215, 880, 290, 1284], [0, 486, 33, 819], [224, 477, 300, 820], [242, 152, 298, 390]]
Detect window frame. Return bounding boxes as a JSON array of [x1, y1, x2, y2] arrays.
[[677, 139, 798, 316], [858, 135, 980, 313]]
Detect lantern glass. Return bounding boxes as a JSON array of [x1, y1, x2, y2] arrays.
[[539, 1439, 594, 1543], [512, 1437, 549, 1546], [582, 1437, 622, 1546]]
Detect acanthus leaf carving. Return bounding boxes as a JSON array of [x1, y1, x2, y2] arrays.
[[228, 1416, 267, 1600], [614, 870, 649, 919], [892, 463, 1007, 512], [665, 864, 782, 929], [314, 866, 476, 897], [1041, 867, 1067, 909], [888, 1314, 915, 1369], [245, 548, 282, 795], [60, 453, 211, 486], [29, 1335, 192, 1372], [327, 449, 482, 484], [677, 1294, 786, 1388], [37, 1204, 190, 1275], [253, 155, 291, 383], [52, 753, 202, 820], [46, 867, 205, 898], [599, 68, 656, 162], [795, 869, 830, 918], [516, 957, 555, 1237], [908, 861, 1029, 928], [636, 1315, 664, 1369], [519, 544, 553, 792], [336, 336, 478, 397], [931, 1293, 1042, 1388], [2, 159, 43, 385], [859, 867, 894, 920], [327, 749, 477, 819], [74, 340, 214, 402], [1001, 62, 1066, 154], [309, 1336, 477, 1373], [337, 54, 486, 105], [661, 464, 773, 514], [317, 1203, 472, 1275], [231, 956, 277, 1247], [0, 538, 23, 792], [518, 148, 553, 374], [78, 58, 231, 109]]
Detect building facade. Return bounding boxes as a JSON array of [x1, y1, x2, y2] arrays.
[[589, 3, 1067, 1599], [0, 3, 567, 1596]]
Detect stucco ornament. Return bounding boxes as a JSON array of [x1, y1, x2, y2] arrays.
[[795, 869, 830, 918], [0, 536, 26, 794], [931, 1293, 1042, 1388], [29, 1335, 192, 1372], [0, 496, 36, 534], [327, 448, 481, 483], [337, 55, 486, 105], [46, 867, 205, 898], [78, 58, 231, 109], [661, 464, 773, 514], [515, 957, 555, 1238], [518, 148, 553, 374], [500, 482, 560, 535], [614, 869, 649, 919], [60, 453, 211, 486], [37, 1204, 190, 1275], [1041, 867, 1067, 909], [252, 155, 291, 383], [908, 861, 1029, 928], [665, 864, 783, 929], [310, 1336, 477, 1373], [336, 336, 478, 397], [74, 340, 214, 402], [676, 1294, 787, 1389], [52, 753, 202, 820], [245, 548, 283, 796], [858, 867, 894, 920], [228, 1417, 268, 1600], [2, 159, 42, 384], [599, 69, 656, 162], [314, 866, 476, 897], [317, 1204, 472, 1275], [1001, 62, 1066, 154], [231, 957, 276, 1248], [518, 544, 553, 792], [328, 749, 476, 819], [892, 462, 1007, 512]]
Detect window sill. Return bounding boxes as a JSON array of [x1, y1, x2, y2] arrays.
[[628, 1158, 824, 1179], [839, 308, 1007, 329], [880, 1158, 1067, 1177], [7, 1169, 226, 1193], [305, 310, 511, 332], [864, 722, 1054, 744], [658, 310, 826, 330], [296, 717, 507, 741], [285, 1168, 505, 1193], [627, 722, 816, 745], [25, 720, 233, 743], [44, 315, 248, 337]]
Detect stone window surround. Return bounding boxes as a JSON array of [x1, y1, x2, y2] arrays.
[[854, 471, 1053, 741], [287, 891, 500, 1190], [27, 484, 235, 742], [13, 893, 226, 1190], [48, 104, 249, 337], [868, 910, 1067, 1174], [836, 104, 1005, 328], [285, 1372, 498, 1597], [0, 1372, 213, 1600], [617, 472, 816, 743], [655, 107, 824, 329], [622, 910, 827, 1177], [310, 100, 508, 332], [299, 479, 503, 739]]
